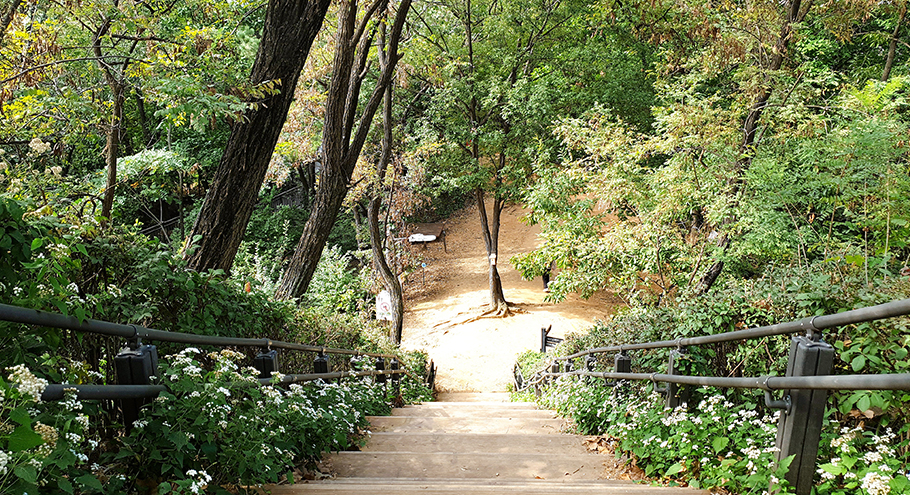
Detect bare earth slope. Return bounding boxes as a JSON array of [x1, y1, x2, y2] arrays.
[[400, 202, 623, 392]]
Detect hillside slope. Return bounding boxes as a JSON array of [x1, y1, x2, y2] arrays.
[[400, 201, 623, 392]]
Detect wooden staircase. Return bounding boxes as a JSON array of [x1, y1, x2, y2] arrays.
[[267, 393, 707, 494]]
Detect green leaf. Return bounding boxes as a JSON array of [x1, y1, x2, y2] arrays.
[[76, 474, 104, 491], [712, 436, 729, 454], [851, 355, 866, 372], [819, 462, 844, 476], [58, 477, 75, 494], [30, 237, 44, 250], [8, 423, 46, 451], [856, 394, 871, 413], [14, 464, 38, 484], [665, 462, 684, 477]]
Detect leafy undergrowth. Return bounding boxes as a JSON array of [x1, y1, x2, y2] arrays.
[[1, 348, 432, 494], [514, 261, 910, 494]]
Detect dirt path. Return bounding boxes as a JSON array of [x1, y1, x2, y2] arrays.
[[400, 202, 624, 392]]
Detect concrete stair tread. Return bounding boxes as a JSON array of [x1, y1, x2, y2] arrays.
[[360, 432, 591, 454]]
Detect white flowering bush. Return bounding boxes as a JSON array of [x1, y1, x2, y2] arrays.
[[537, 377, 795, 493], [0, 365, 102, 495], [816, 424, 910, 495], [112, 348, 391, 493]]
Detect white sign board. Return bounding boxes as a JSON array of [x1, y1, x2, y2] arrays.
[[376, 290, 393, 321]]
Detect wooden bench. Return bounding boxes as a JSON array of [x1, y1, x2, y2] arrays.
[[408, 222, 446, 252]]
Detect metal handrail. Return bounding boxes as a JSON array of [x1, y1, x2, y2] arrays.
[[0, 302, 397, 358], [546, 370, 910, 391], [40, 369, 411, 401], [554, 298, 910, 361], [518, 297, 910, 495]]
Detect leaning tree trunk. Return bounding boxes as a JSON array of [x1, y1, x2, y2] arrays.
[[883, 5, 906, 81], [695, 0, 809, 294], [275, 0, 411, 299], [183, 0, 331, 273]]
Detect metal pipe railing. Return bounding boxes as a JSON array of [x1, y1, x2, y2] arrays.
[[549, 370, 910, 391], [520, 297, 910, 495], [39, 369, 410, 401], [555, 298, 910, 361], [0, 302, 397, 359]]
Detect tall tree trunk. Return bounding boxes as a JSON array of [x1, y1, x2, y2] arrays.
[[883, 5, 906, 81], [368, 79, 404, 343], [183, 0, 331, 272], [100, 81, 124, 222], [93, 9, 126, 225], [695, 0, 810, 294], [275, 0, 412, 299], [368, 198, 404, 342], [475, 187, 509, 313]]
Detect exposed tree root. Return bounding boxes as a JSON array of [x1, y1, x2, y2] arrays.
[[434, 302, 525, 329]]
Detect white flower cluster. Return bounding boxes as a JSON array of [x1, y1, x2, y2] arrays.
[[28, 137, 51, 154], [7, 364, 48, 402], [0, 449, 9, 475], [861, 471, 892, 495], [185, 469, 212, 494]]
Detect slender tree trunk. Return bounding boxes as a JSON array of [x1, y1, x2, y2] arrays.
[[100, 81, 124, 222], [275, 0, 411, 299], [368, 81, 404, 343], [183, 0, 331, 272], [695, 0, 810, 294], [368, 198, 404, 342], [883, 5, 906, 81], [475, 187, 509, 312]]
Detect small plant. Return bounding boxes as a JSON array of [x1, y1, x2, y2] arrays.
[[0, 365, 103, 495]]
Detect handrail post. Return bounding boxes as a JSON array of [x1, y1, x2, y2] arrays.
[[610, 351, 631, 389], [774, 333, 834, 495], [114, 341, 158, 432], [390, 357, 401, 396], [253, 349, 280, 379], [375, 357, 386, 384], [665, 348, 688, 409], [540, 327, 548, 353], [314, 351, 330, 374]]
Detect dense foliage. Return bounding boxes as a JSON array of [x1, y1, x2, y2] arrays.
[[3, 0, 910, 493]]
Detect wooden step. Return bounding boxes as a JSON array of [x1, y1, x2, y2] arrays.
[[359, 432, 590, 454], [435, 392, 512, 402], [266, 478, 706, 494], [365, 415, 566, 434], [324, 452, 607, 479], [392, 406, 555, 418]]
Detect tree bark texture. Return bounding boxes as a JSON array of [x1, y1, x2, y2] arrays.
[[695, 0, 810, 294], [183, 0, 331, 272], [474, 187, 508, 311], [367, 79, 404, 343], [275, 0, 411, 299]]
